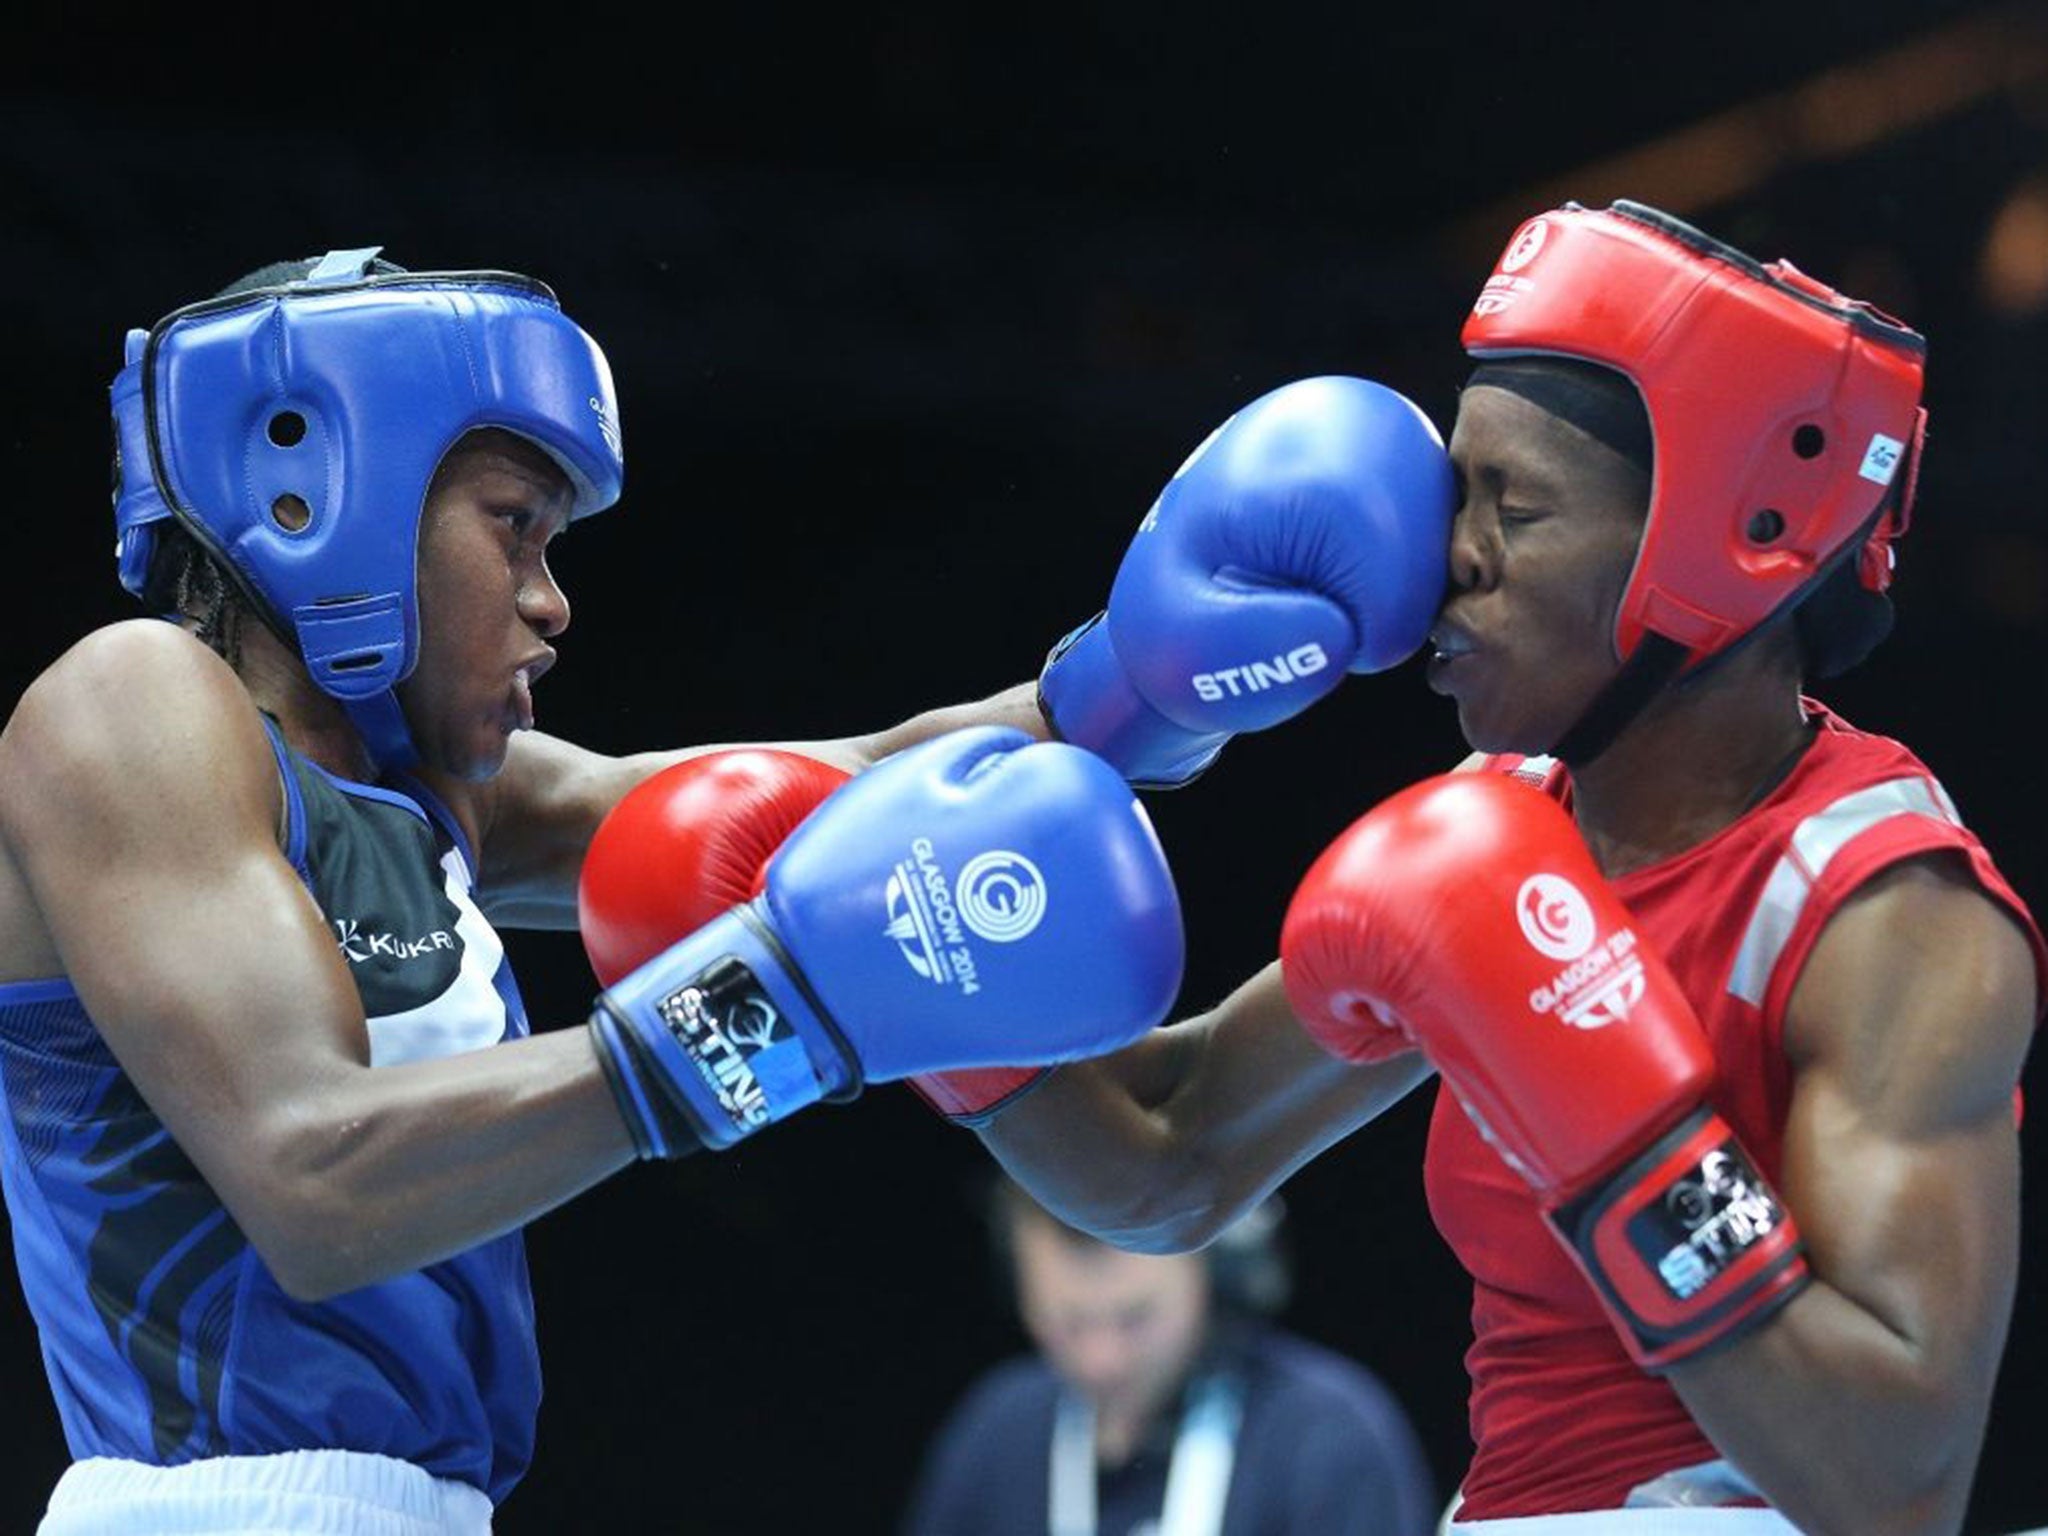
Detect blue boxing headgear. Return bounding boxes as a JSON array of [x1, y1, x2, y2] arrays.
[[110, 247, 625, 769]]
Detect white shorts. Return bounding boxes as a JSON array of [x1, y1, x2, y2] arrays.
[[38, 1450, 494, 1535], [1444, 1461, 1801, 1535], [1448, 1516, 1800, 1534]]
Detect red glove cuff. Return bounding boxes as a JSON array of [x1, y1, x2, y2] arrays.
[[907, 1066, 1051, 1128], [1547, 1107, 1811, 1371]]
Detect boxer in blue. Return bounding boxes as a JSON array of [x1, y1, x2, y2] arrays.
[[0, 249, 1452, 1530]]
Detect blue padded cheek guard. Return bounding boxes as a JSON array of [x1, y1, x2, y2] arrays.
[[111, 268, 625, 769]]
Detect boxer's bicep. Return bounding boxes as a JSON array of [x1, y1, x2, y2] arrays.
[[984, 960, 1432, 1250], [1671, 858, 2037, 1524], [0, 627, 373, 1247], [1779, 856, 2034, 1375]]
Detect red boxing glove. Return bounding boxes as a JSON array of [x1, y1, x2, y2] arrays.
[[578, 749, 1046, 1125], [1280, 772, 1809, 1370], [579, 750, 854, 986]]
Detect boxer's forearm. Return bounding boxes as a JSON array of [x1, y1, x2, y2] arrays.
[[1668, 1276, 2002, 1536], [981, 962, 1432, 1253], [849, 681, 1048, 768]]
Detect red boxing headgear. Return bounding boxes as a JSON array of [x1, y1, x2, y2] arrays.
[[1462, 200, 1927, 669]]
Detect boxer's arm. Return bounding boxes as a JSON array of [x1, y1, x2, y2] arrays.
[[1666, 856, 2036, 1536], [844, 680, 1051, 764], [979, 960, 1435, 1250], [464, 682, 1046, 927], [0, 626, 636, 1300]]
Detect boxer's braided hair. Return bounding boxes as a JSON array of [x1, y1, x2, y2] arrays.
[[147, 522, 245, 666]]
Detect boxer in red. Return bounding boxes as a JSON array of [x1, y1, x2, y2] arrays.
[[965, 201, 2044, 1535]]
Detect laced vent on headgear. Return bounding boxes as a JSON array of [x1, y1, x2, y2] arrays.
[[109, 246, 626, 769], [1460, 199, 1927, 763]]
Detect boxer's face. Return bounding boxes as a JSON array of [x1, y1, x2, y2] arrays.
[[400, 430, 576, 781], [1431, 386, 1650, 755], [1013, 1216, 1210, 1436]]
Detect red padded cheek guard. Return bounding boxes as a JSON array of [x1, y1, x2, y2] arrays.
[[1461, 203, 1927, 670]]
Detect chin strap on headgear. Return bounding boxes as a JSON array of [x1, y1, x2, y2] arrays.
[[110, 248, 626, 770]]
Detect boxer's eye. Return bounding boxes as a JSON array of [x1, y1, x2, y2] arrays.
[[493, 507, 541, 543]]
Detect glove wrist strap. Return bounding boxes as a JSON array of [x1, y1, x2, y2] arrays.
[[1037, 614, 1225, 790], [1548, 1106, 1811, 1370], [591, 906, 856, 1154]]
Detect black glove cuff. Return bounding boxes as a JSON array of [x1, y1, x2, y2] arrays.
[[587, 1008, 706, 1161]]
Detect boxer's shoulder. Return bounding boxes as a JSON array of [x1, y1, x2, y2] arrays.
[[5, 620, 260, 775], [0, 622, 281, 982], [1, 620, 278, 847]]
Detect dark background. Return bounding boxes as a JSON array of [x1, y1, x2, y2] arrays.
[[7, 3, 2048, 1530]]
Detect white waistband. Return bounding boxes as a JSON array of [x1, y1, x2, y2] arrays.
[[1449, 1514, 1799, 1534], [40, 1451, 494, 1535]]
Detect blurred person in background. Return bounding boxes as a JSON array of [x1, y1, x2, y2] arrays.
[[902, 1175, 1438, 1536]]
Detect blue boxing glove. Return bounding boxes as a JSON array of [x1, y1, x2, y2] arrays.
[[588, 727, 1185, 1155], [1039, 376, 1455, 787]]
